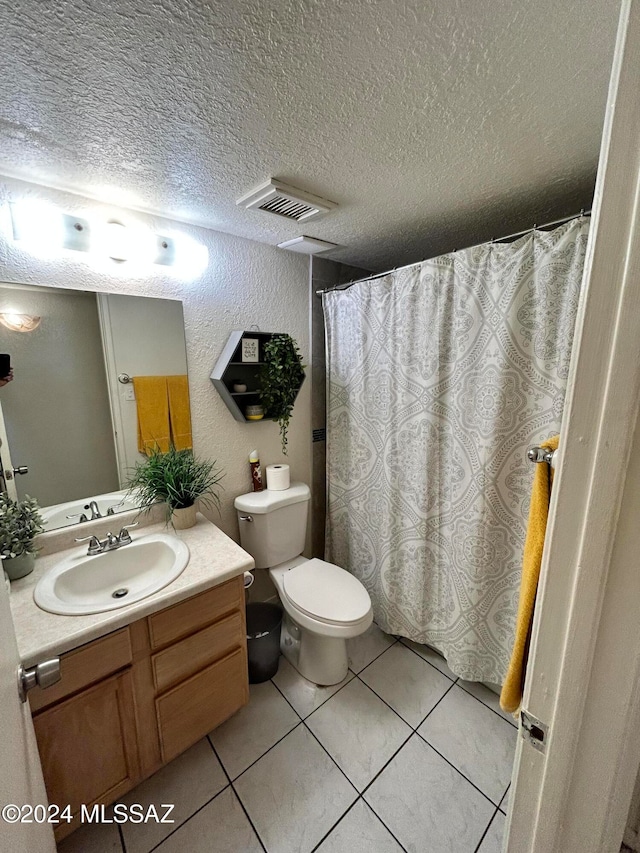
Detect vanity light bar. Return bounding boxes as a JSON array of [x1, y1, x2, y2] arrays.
[[9, 202, 176, 266]]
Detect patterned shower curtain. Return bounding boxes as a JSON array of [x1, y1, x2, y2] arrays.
[[323, 219, 590, 683]]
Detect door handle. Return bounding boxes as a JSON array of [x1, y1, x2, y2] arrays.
[[4, 466, 28, 480], [18, 658, 61, 703]]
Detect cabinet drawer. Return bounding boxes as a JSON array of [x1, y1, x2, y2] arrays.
[[152, 611, 244, 693], [29, 628, 132, 713], [147, 576, 243, 649], [156, 647, 248, 763]]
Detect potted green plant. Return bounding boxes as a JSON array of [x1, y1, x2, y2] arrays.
[[126, 445, 224, 529], [259, 334, 305, 455], [0, 493, 44, 580]]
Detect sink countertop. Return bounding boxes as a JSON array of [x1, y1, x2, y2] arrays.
[[9, 513, 254, 667]]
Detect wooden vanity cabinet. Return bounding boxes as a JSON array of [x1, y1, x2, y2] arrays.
[[29, 576, 248, 841]]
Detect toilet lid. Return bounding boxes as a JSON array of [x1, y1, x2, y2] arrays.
[[282, 558, 371, 625]]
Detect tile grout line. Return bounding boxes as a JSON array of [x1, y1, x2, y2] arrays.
[[205, 665, 384, 850], [218, 718, 306, 784], [473, 804, 502, 853], [456, 681, 518, 729], [206, 678, 416, 853], [301, 718, 362, 796], [358, 727, 416, 799], [365, 661, 515, 806], [414, 729, 508, 810], [272, 645, 503, 831], [227, 665, 404, 853], [357, 801, 411, 853], [145, 783, 240, 853], [308, 795, 410, 853], [498, 784, 510, 815], [353, 663, 457, 731], [304, 721, 415, 850], [395, 639, 459, 683], [270, 654, 415, 851], [307, 798, 362, 853], [205, 735, 269, 853], [397, 639, 518, 731], [351, 677, 507, 811], [102, 641, 505, 853], [348, 636, 400, 676], [270, 664, 356, 721], [216, 678, 361, 853], [200, 639, 505, 852]]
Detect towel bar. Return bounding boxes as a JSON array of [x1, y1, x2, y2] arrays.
[[527, 446, 557, 468]]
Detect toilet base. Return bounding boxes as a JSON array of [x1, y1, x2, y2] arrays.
[[281, 612, 349, 686]]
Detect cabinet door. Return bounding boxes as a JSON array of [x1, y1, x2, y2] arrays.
[[33, 670, 140, 819]]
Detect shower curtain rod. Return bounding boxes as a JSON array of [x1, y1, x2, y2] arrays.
[[315, 208, 592, 296]]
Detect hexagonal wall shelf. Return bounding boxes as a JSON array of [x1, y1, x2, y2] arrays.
[[210, 330, 305, 423]]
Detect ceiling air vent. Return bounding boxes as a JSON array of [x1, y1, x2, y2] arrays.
[[278, 236, 339, 254], [236, 179, 337, 222]]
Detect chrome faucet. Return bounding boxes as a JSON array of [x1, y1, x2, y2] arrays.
[[69, 501, 103, 523], [66, 512, 89, 524], [66, 499, 124, 525], [106, 499, 126, 516], [75, 523, 138, 556]]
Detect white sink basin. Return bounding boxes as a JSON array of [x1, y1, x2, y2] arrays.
[[34, 533, 190, 615], [40, 491, 141, 532]]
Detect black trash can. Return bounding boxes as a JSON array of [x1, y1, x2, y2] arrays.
[[246, 602, 283, 683]]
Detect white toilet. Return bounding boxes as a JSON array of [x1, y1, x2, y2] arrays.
[[234, 483, 373, 685]]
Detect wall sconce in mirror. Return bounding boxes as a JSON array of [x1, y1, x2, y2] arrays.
[[0, 313, 42, 333], [9, 202, 181, 268]]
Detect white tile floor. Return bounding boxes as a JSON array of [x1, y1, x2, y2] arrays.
[[58, 624, 517, 853]]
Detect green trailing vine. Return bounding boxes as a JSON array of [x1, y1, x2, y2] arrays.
[[259, 334, 305, 455]]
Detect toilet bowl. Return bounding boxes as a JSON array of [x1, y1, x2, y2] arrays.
[[234, 483, 373, 685], [270, 556, 372, 684]]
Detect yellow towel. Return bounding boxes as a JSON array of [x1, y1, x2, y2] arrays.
[[133, 376, 171, 455], [167, 375, 193, 451], [500, 435, 559, 714]]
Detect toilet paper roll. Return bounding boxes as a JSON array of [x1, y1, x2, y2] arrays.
[[266, 464, 290, 491]]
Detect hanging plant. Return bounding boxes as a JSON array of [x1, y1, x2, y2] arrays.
[[259, 334, 305, 455]]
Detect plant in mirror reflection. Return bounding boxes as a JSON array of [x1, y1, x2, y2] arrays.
[[0, 494, 44, 559], [125, 445, 224, 523]]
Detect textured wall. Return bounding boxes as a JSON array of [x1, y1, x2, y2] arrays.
[[0, 177, 311, 541], [0, 0, 618, 271]]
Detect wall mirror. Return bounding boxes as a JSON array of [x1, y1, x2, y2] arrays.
[[0, 282, 190, 531]]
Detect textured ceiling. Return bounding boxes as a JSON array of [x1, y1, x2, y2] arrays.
[[0, 0, 620, 271]]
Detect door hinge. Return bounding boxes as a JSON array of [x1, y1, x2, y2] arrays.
[[520, 709, 548, 753]]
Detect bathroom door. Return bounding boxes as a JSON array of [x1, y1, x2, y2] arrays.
[[506, 1, 640, 850], [0, 578, 55, 851]]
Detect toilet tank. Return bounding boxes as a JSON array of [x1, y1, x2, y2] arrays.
[[234, 483, 310, 569]]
